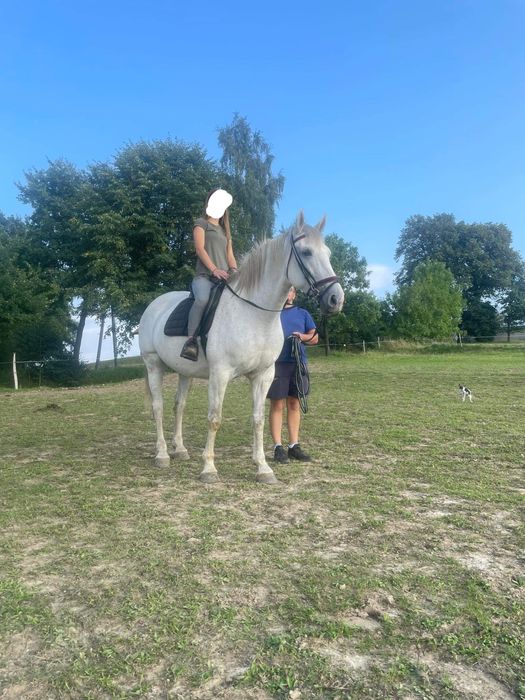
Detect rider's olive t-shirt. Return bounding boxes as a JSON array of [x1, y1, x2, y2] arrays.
[[194, 217, 229, 276]]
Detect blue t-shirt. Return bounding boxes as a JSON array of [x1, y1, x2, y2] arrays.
[[277, 306, 316, 363]]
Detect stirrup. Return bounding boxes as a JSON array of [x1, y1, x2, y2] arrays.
[[180, 337, 199, 361]]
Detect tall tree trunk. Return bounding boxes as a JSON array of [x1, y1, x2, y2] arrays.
[[74, 301, 88, 363], [95, 313, 106, 370], [111, 308, 118, 368]]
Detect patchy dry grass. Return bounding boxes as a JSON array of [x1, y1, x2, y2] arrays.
[[0, 349, 524, 699]]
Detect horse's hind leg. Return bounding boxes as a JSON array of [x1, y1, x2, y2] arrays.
[[143, 352, 170, 468], [172, 375, 192, 460]]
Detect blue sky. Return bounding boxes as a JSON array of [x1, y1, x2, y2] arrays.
[[1, 1, 524, 360]]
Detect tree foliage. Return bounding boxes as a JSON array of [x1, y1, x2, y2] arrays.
[[9, 119, 285, 367], [390, 261, 463, 340], [395, 213, 522, 298], [498, 265, 525, 339], [0, 213, 74, 365], [218, 114, 285, 251], [394, 213, 524, 338]]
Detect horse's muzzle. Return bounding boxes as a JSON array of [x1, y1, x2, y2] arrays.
[[320, 282, 344, 315]]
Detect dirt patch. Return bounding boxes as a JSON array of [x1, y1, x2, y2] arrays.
[[420, 654, 516, 700], [362, 592, 400, 620], [452, 547, 523, 591], [342, 613, 382, 632], [306, 638, 371, 672]]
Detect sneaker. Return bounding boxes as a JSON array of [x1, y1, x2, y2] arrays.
[[273, 445, 289, 463], [180, 337, 199, 361], [288, 444, 312, 461]]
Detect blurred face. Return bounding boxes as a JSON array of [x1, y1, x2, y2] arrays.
[[286, 287, 296, 305], [206, 189, 233, 219]]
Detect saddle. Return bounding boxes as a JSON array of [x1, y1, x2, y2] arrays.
[[164, 280, 225, 354]]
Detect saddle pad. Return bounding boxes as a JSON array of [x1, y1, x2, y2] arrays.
[[164, 297, 193, 336]]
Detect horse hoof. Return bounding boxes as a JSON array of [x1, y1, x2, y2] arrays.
[[173, 450, 190, 461], [256, 472, 278, 485], [199, 472, 219, 484], [155, 456, 171, 468]]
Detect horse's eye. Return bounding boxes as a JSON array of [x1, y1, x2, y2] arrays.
[[302, 248, 313, 257]]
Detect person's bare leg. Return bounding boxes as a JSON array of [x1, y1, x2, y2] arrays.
[[287, 396, 301, 446], [269, 399, 285, 445]]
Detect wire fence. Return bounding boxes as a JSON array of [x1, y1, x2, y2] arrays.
[[1, 335, 524, 370], [307, 335, 525, 355], [2, 334, 524, 390]]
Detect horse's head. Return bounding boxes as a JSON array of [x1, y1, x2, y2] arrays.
[[287, 211, 344, 315]]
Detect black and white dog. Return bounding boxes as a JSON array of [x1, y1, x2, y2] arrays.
[[458, 384, 473, 402]]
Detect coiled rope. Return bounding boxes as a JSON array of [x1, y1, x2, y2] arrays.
[[290, 335, 311, 414]]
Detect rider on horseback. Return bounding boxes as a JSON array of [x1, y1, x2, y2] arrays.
[[180, 189, 238, 361]]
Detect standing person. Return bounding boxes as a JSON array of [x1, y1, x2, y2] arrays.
[[267, 287, 318, 463], [180, 189, 238, 361]]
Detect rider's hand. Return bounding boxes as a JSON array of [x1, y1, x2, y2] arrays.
[[211, 268, 229, 280]]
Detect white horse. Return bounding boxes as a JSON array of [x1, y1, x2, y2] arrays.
[[139, 212, 344, 484]]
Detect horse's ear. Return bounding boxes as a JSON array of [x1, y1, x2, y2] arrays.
[[315, 215, 327, 233], [296, 210, 305, 231]]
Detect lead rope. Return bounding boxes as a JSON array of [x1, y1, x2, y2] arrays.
[[290, 335, 311, 414]]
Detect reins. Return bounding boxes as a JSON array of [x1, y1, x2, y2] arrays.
[[222, 280, 282, 313]]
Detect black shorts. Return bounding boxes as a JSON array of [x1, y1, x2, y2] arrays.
[[267, 362, 310, 400]]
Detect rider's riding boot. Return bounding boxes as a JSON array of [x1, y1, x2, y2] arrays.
[[180, 336, 199, 361]]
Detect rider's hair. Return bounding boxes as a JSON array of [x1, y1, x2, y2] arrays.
[[204, 189, 232, 241]]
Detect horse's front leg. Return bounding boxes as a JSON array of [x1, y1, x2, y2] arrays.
[[250, 366, 278, 485], [200, 369, 230, 484], [172, 375, 192, 460], [143, 352, 170, 468]]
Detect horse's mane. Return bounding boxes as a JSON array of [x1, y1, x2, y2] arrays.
[[232, 222, 324, 294], [232, 229, 290, 294]]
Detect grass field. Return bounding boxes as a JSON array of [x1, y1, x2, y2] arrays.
[[1, 348, 524, 699]]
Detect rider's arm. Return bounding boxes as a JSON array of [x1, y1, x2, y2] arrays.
[[226, 238, 237, 271]]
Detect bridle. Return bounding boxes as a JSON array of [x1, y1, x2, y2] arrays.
[[287, 231, 340, 304], [224, 228, 340, 312]]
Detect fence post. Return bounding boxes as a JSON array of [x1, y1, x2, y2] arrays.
[[362, 340, 366, 353], [377, 336, 381, 349], [12, 353, 18, 390]]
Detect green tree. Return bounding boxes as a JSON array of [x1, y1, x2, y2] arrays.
[[17, 143, 221, 360], [499, 272, 525, 341], [391, 261, 463, 340], [17, 159, 97, 360], [461, 299, 500, 341], [343, 290, 382, 342], [0, 213, 74, 368], [395, 214, 521, 294], [395, 213, 523, 335], [90, 139, 222, 345], [218, 114, 285, 251]]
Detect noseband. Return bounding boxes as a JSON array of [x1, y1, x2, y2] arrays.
[[287, 232, 340, 304]]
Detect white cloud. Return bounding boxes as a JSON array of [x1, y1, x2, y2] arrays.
[[367, 264, 395, 297]]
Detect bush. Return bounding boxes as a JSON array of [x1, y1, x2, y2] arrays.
[[41, 355, 88, 387], [82, 364, 145, 386]]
